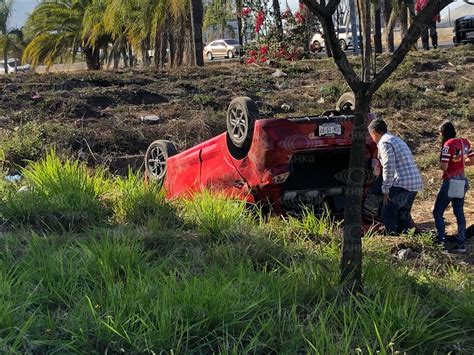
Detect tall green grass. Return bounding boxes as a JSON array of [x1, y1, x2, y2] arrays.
[[111, 170, 171, 225], [0, 151, 109, 231], [0, 154, 472, 353], [0, 227, 471, 353], [182, 191, 253, 240]]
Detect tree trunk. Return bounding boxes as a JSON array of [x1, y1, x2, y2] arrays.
[[176, 23, 186, 67], [128, 44, 133, 67], [160, 30, 169, 69], [341, 90, 370, 294], [384, 0, 395, 52], [359, 0, 371, 81], [83, 46, 100, 70], [236, 0, 244, 47], [349, 0, 360, 55], [400, 1, 408, 41], [321, 0, 333, 57], [3, 47, 8, 74], [190, 0, 204, 66], [273, 0, 283, 39], [374, 6, 382, 53]]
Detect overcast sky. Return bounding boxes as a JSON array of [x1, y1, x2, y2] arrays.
[[8, 0, 469, 30]]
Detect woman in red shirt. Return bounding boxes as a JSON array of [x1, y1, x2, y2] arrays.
[[433, 121, 473, 253]]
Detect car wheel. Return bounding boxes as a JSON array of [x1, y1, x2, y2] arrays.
[[226, 97, 259, 149], [312, 40, 322, 53], [207, 52, 213, 61], [336, 92, 356, 112], [144, 140, 178, 182], [227, 50, 234, 59], [339, 39, 347, 50]]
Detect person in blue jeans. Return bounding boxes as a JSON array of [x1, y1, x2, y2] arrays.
[[368, 119, 423, 235], [433, 121, 473, 253]]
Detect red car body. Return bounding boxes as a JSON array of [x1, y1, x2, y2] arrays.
[[163, 113, 378, 214]]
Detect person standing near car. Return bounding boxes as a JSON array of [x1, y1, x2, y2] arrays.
[[433, 121, 473, 253], [368, 119, 423, 235], [416, 0, 440, 50]]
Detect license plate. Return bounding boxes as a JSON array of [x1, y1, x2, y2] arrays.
[[318, 123, 342, 136], [467, 32, 474, 39]]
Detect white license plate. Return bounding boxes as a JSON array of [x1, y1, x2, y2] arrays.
[[319, 123, 342, 136], [467, 32, 474, 39]]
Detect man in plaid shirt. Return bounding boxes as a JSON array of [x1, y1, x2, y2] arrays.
[[368, 119, 423, 234]]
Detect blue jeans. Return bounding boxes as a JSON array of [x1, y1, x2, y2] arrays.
[[433, 179, 467, 249], [382, 186, 417, 235]]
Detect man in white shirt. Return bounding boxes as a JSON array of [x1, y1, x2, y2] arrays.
[[368, 119, 423, 234]]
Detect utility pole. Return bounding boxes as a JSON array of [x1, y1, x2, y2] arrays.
[[349, 0, 360, 54]]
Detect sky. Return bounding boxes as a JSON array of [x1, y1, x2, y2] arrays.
[[7, 0, 470, 30]]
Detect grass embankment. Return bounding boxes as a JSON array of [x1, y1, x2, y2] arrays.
[[0, 153, 473, 353]]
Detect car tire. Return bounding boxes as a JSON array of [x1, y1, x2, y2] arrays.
[[226, 97, 259, 150], [144, 140, 178, 182], [336, 92, 356, 112], [312, 40, 322, 53], [339, 39, 347, 50], [227, 50, 234, 59], [207, 52, 213, 61]]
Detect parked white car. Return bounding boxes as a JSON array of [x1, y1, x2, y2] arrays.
[[310, 27, 359, 52], [0, 59, 31, 74], [204, 39, 242, 60]]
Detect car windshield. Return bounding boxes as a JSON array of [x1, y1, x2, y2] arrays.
[[225, 39, 239, 45]]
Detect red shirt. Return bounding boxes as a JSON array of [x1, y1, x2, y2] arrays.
[[440, 138, 473, 180], [415, 0, 440, 22]]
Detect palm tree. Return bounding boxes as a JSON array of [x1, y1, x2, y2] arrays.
[[24, 0, 205, 70], [0, 0, 14, 73], [23, 0, 106, 70]]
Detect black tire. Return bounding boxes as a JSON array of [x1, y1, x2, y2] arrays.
[[226, 97, 259, 149], [144, 140, 177, 182], [227, 50, 234, 59], [207, 52, 213, 61], [336, 92, 356, 112], [339, 39, 347, 50]]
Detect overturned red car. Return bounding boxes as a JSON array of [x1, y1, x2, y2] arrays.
[[145, 95, 378, 215]]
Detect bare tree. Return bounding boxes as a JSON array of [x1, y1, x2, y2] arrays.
[[302, 0, 453, 293]]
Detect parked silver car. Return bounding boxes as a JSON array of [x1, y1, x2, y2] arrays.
[[204, 39, 241, 60], [310, 27, 360, 52]]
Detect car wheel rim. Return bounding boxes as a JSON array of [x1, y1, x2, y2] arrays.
[[208, 53, 212, 60], [229, 107, 247, 142], [148, 146, 166, 179]]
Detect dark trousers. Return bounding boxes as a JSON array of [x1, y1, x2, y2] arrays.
[[433, 179, 466, 249], [381, 186, 417, 235], [421, 21, 438, 50]]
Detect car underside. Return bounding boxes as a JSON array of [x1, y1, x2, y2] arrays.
[[145, 94, 379, 217]]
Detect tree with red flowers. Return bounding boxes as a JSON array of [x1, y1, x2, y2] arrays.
[[240, 2, 319, 64]]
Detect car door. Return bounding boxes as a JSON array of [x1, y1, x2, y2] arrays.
[[214, 41, 226, 57], [199, 134, 251, 199]]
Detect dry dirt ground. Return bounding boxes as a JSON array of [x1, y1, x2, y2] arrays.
[[1, 44, 473, 248]]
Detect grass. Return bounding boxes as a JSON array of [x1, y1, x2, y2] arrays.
[[0, 154, 473, 353]]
